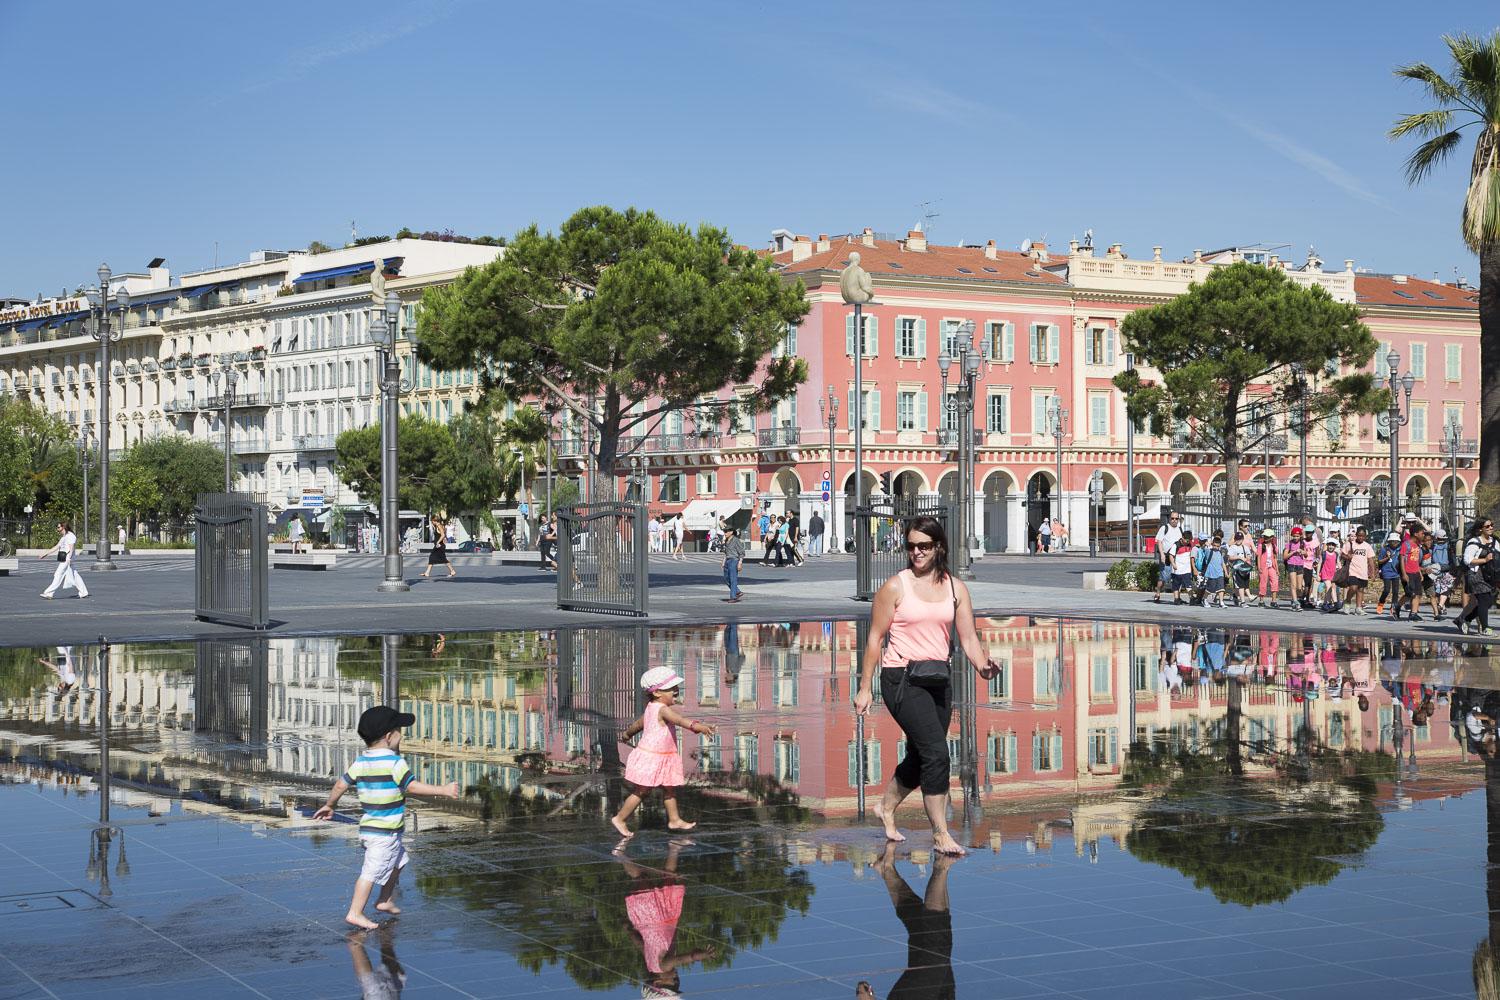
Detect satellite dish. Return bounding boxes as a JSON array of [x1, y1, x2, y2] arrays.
[[1020, 239, 1032, 253]]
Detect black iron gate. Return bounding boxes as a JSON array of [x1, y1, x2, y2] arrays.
[[193, 638, 269, 748], [194, 493, 269, 629], [854, 495, 954, 600], [557, 501, 650, 616]]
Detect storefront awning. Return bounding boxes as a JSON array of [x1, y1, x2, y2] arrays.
[[679, 498, 733, 532]]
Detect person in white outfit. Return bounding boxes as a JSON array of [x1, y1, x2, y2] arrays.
[[40, 521, 89, 599]]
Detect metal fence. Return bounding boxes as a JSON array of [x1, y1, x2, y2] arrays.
[[554, 625, 650, 772], [854, 494, 954, 600], [1171, 491, 1480, 544], [557, 500, 649, 616], [194, 493, 269, 629], [193, 638, 269, 748]]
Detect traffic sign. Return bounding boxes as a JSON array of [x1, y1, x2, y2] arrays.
[[821, 490, 830, 502], [301, 490, 325, 509]]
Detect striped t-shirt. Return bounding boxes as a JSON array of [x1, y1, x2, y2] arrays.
[[340, 749, 414, 835]]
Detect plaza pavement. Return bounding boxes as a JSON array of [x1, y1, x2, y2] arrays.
[[1, 549, 1492, 648]]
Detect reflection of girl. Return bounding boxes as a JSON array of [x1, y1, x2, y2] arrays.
[[618, 841, 716, 999], [857, 843, 956, 1000]]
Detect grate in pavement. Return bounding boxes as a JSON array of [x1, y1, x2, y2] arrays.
[[0, 890, 104, 915]]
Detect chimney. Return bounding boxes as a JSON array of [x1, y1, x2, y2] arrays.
[[984, 240, 997, 260], [769, 228, 794, 253], [148, 261, 170, 290], [790, 235, 812, 262], [905, 228, 927, 252], [1029, 241, 1049, 262], [1392, 273, 1408, 284], [1107, 243, 1123, 258], [816, 233, 830, 253], [861, 227, 876, 248], [1069, 239, 1080, 255], [1152, 246, 1163, 262], [1193, 249, 1204, 263]]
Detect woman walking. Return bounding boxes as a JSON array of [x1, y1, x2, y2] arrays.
[[422, 520, 455, 579], [1456, 517, 1496, 636], [1342, 526, 1376, 615], [38, 521, 88, 600], [854, 516, 999, 856]]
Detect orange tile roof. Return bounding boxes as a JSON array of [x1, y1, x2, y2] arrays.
[[1354, 273, 1478, 309], [770, 237, 1067, 286]]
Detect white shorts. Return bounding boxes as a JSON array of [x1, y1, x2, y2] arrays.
[[358, 832, 409, 885]]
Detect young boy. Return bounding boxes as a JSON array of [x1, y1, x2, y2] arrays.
[[314, 705, 461, 929]]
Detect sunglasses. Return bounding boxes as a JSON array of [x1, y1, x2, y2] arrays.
[[905, 541, 936, 553]]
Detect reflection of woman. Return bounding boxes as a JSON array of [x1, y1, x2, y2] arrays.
[[856, 844, 956, 1000], [854, 516, 998, 856], [617, 840, 716, 998]]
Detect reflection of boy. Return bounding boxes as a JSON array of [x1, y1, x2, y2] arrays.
[[346, 925, 406, 1000]]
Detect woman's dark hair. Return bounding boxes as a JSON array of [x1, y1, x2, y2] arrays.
[[903, 515, 950, 581]]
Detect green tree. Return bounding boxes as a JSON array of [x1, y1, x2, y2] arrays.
[[415, 206, 809, 483], [448, 405, 508, 513], [335, 415, 460, 516], [495, 405, 549, 503], [1113, 262, 1382, 511], [108, 455, 162, 533], [0, 400, 73, 517], [115, 437, 226, 530], [1389, 31, 1500, 489]]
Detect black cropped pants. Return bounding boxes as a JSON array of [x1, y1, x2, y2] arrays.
[[880, 668, 952, 795]]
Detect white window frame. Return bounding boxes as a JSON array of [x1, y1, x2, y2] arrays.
[[986, 391, 1009, 434]]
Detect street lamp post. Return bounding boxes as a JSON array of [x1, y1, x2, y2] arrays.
[[376, 290, 412, 593], [1383, 349, 1416, 531], [1089, 471, 1103, 558], [1443, 416, 1464, 533], [839, 253, 874, 554], [1291, 363, 1309, 515], [1124, 352, 1136, 553], [76, 430, 91, 548], [817, 385, 840, 552], [939, 320, 980, 580], [84, 266, 128, 570], [208, 359, 240, 492], [1048, 398, 1069, 534]]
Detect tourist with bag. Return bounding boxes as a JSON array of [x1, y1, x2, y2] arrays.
[[853, 515, 1000, 856], [1456, 517, 1496, 636]]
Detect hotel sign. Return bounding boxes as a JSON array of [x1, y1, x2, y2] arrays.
[[0, 297, 88, 325]]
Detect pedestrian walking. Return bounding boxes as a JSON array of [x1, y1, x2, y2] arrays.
[[1284, 526, 1313, 611], [722, 527, 745, 602], [288, 515, 306, 554], [1397, 526, 1426, 621], [538, 514, 558, 571], [1053, 519, 1068, 552], [649, 515, 663, 554], [1254, 528, 1280, 607], [39, 521, 88, 600], [756, 509, 771, 557], [1457, 517, 1496, 635], [1152, 512, 1183, 603], [1171, 530, 1198, 604], [1197, 534, 1228, 608], [787, 513, 804, 566], [670, 513, 685, 560], [611, 667, 717, 837], [313, 706, 462, 928], [422, 520, 455, 579], [808, 510, 825, 557], [853, 515, 1000, 856], [1316, 537, 1341, 611], [1038, 517, 1053, 553], [1342, 527, 1376, 615], [1375, 531, 1402, 613]]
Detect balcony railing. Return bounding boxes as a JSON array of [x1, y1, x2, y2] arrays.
[[936, 427, 984, 448], [201, 392, 271, 409], [233, 436, 272, 454], [295, 434, 339, 452], [757, 425, 801, 448], [647, 432, 722, 453]]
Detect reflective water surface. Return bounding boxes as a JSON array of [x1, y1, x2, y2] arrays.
[[3, 619, 1499, 999]]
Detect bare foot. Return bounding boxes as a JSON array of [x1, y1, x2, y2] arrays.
[[932, 834, 967, 857], [345, 912, 379, 930], [667, 821, 697, 831], [873, 803, 906, 842], [610, 817, 634, 838], [374, 901, 401, 915]]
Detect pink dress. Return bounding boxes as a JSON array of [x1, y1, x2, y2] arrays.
[[1257, 542, 1280, 595], [626, 883, 686, 974], [624, 702, 685, 788]]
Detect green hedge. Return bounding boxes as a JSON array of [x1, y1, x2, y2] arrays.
[[1106, 558, 1168, 591]]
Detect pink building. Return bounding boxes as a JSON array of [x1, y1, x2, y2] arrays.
[[584, 230, 1479, 551]]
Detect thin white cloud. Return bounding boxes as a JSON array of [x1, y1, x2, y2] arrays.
[[881, 81, 993, 125], [213, 0, 464, 103]]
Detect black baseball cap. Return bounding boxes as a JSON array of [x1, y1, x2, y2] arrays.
[[358, 705, 415, 743]]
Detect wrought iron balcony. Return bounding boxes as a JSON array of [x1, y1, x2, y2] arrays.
[[757, 425, 801, 448], [295, 434, 339, 452], [647, 431, 722, 453], [936, 427, 984, 448]]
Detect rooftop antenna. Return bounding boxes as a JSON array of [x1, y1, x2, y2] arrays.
[[214, 241, 219, 268], [917, 200, 941, 235]]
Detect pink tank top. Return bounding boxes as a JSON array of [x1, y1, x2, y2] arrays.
[[881, 569, 956, 668]]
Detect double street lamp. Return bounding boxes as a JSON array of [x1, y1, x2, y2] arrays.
[[1382, 349, 1416, 531], [817, 384, 840, 552], [84, 264, 128, 570], [1290, 363, 1310, 515], [207, 358, 243, 492], [938, 319, 980, 580], [76, 429, 92, 547], [1047, 398, 1069, 535], [374, 290, 413, 593]]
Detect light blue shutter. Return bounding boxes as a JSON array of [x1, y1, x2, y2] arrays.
[[848, 388, 856, 430], [917, 390, 928, 431], [1007, 733, 1017, 772], [870, 389, 881, 430], [1050, 732, 1063, 770], [1004, 322, 1014, 362], [1109, 728, 1119, 765], [916, 318, 927, 358], [1033, 395, 1047, 434], [845, 314, 855, 356], [1028, 324, 1039, 363], [981, 322, 994, 360], [1032, 734, 1044, 771], [1049, 325, 1061, 363], [1084, 330, 1095, 365], [1375, 342, 1390, 378], [866, 316, 878, 357], [1106, 329, 1116, 364]]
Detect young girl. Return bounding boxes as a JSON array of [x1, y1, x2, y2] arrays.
[[1284, 526, 1311, 611], [1254, 529, 1280, 608], [612, 667, 717, 837], [617, 840, 717, 998], [1316, 539, 1341, 611]]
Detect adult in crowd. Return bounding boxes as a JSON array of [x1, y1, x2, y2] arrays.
[[808, 509, 825, 557], [538, 514, 558, 571], [1152, 511, 1184, 604], [1341, 526, 1377, 615], [1038, 516, 1052, 553], [721, 527, 745, 603], [1457, 517, 1496, 636], [854, 516, 999, 856]]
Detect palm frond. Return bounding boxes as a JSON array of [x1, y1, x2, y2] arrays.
[[1394, 61, 1467, 108], [1445, 32, 1500, 114], [1403, 130, 1464, 185], [1461, 128, 1500, 251], [1389, 109, 1454, 139]]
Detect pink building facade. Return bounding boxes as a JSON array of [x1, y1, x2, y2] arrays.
[[577, 229, 1480, 551]]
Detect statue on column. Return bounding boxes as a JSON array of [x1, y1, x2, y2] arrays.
[[839, 252, 873, 305], [370, 259, 386, 304]]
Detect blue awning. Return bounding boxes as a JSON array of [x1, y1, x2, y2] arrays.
[[182, 283, 219, 299], [49, 310, 88, 327], [130, 290, 180, 307], [294, 261, 375, 283], [16, 317, 48, 331]]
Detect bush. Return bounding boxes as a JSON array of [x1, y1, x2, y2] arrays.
[[125, 538, 194, 549], [1133, 558, 1162, 592], [1106, 559, 1135, 590]]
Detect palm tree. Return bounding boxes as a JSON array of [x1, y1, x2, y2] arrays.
[[1390, 31, 1500, 489]]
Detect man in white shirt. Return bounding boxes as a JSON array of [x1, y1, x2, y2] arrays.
[[39, 521, 89, 599], [1153, 512, 1183, 603]]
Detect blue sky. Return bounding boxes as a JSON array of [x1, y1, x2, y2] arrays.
[[1, 1, 1492, 296]]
